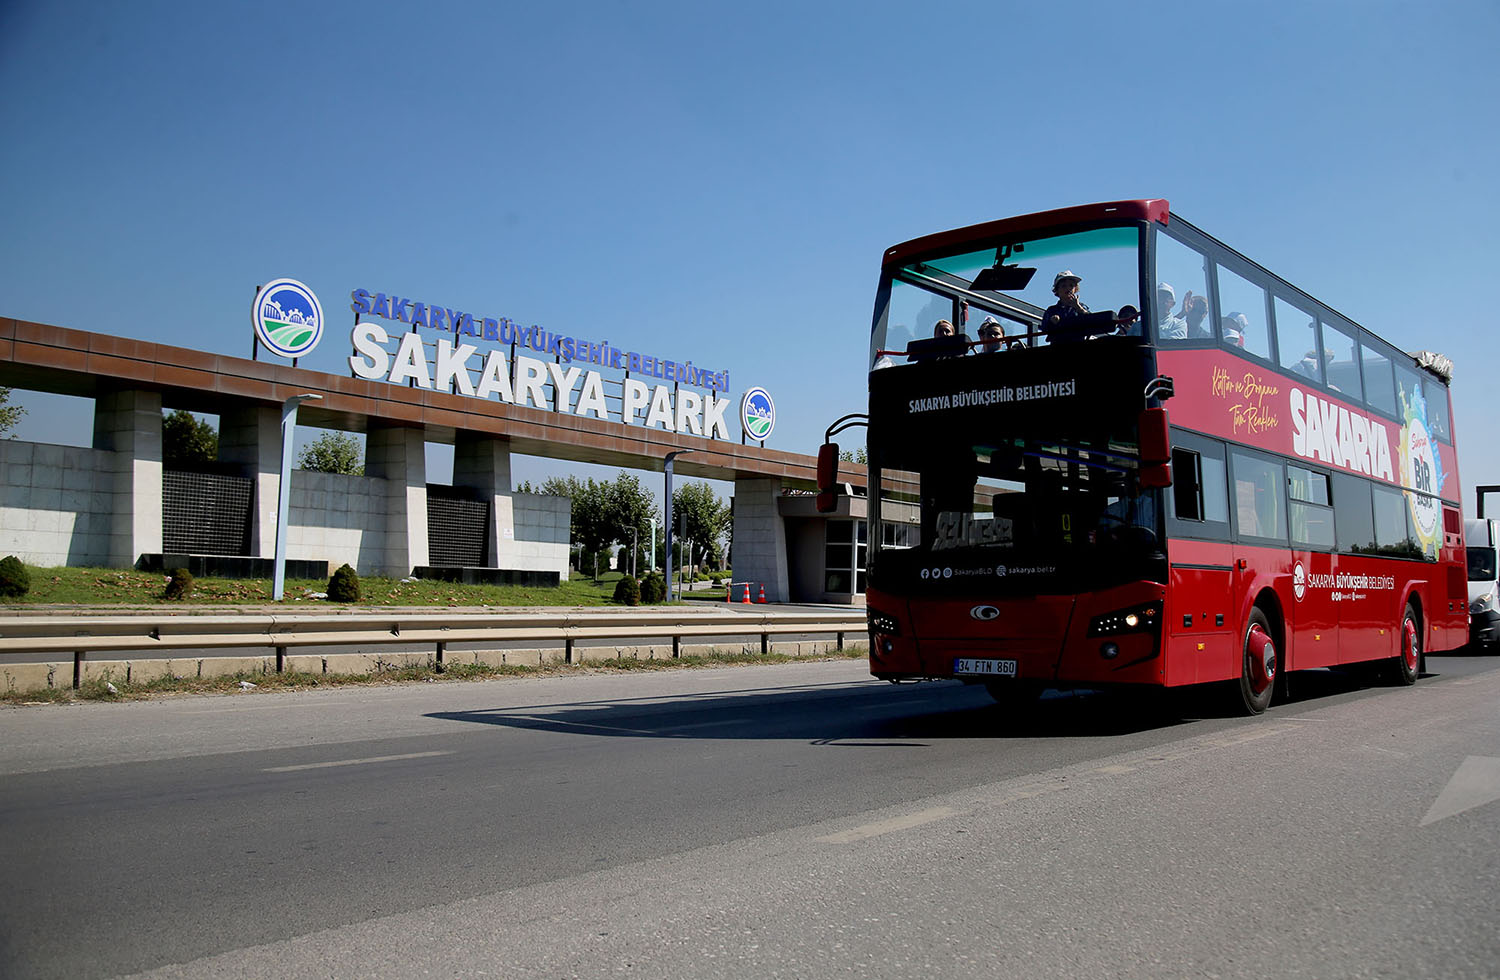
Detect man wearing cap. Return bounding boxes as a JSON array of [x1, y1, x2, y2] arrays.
[[977, 316, 1008, 353], [1040, 270, 1089, 341], [1221, 312, 1249, 348], [1157, 282, 1187, 340]]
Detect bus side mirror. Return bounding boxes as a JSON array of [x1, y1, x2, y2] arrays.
[[816, 443, 839, 513], [1139, 407, 1172, 488]]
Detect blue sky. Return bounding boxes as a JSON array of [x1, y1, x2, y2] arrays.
[[2, 0, 1497, 511]]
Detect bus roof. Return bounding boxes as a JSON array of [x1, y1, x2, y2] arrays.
[[881, 199, 1170, 272]]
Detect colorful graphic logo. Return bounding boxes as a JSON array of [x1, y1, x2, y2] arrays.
[[1397, 382, 1443, 557], [253, 278, 324, 358], [1292, 561, 1306, 601], [741, 386, 775, 441]]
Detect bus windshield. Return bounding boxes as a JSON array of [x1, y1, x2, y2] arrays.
[[871, 225, 1142, 370], [1471, 547, 1498, 581]]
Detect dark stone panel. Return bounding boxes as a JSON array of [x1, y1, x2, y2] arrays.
[[413, 566, 560, 587]]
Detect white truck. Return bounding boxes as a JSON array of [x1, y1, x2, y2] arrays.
[[1469, 501, 1500, 651]]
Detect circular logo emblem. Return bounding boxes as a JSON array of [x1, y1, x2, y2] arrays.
[[942, 567, 952, 579], [995, 565, 1008, 577], [1292, 561, 1306, 602], [740, 387, 776, 441], [970, 605, 1000, 621], [1404, 417, 1440, 543], [920, 568, 930, 580], [253, 278, 324, 358]]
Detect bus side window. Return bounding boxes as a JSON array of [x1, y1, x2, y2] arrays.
[[1288, 465, 1335, 551], [1332, 474, 1376, 553], [1171, 448, 1203, 520], [1215, 264, 1272, 361], [1231, 450, 1286, 542], [1154, 232, 1212, 343], [1423, 378, 1451, 443], [1321, 319, 1363, 398]]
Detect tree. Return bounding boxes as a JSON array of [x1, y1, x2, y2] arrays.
[[839, 446, 869, 465], [162, 410, 217, 468], [673, 481, 731, 570], [542, 471, 658, 581], [0, 387, 26, 437], [298, 431, 364, 475]]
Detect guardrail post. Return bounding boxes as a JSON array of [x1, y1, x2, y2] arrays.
[[761, 632, 768, 655], [73, 651, 85, 690], [435, 641, 446, 673], [565, 637, 575, 664], [837, 631, 844, 651], [672, 634, 680, 658], [275, 646, 286, 674]]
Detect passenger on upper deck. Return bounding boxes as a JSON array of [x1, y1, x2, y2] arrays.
[[933, 319, 956, 338], [1041, 270, 1089, 338], [978, 316, 1008, 353], [1182, 292, 1211, 339], [1221, 312, 1249, 348], [1157, 282, 1188, 340]]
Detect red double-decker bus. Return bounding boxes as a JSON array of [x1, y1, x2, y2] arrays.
[[834, 200, 1466, 714]]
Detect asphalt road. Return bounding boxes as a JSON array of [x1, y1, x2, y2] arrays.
[[1, 653, 1497, 979]]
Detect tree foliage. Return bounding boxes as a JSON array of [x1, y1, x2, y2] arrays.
[[672, 481, 731, 568], [0, 387, 26, 437], [541, 471, 658, 581], [298, 431, 364, 475], [838, 445, 869, 465], [162, 410, 218, 468]]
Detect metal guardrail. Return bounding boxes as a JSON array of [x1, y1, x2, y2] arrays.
[[0, 608, 870, 688]]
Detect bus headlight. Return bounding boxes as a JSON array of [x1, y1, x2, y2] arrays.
[[1088, 602, 1162, 637]]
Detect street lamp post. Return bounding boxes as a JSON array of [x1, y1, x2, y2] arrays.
[[273, 393, 322, 601], [663, 450, 692, 601]]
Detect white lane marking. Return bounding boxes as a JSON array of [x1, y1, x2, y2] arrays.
[[816, 806, 961, 844], [1420, 755, 1500, 827], [263, 750, 452, 773]]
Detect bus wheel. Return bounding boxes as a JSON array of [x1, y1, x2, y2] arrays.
[[1236, 607, 1277, 716], [1390, 604, 1421, 686]]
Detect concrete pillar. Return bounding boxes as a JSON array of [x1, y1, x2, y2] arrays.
[[217, 403, 281, 557], [366, 426, 428, 576], [92, 389, 163, 568], [730, 477, 789, 602], [453, 432, 513, 567]]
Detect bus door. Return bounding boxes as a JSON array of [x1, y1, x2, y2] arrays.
[[1287, 465, 1338, 669]]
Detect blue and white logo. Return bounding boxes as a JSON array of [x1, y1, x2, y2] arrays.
[[741, 386, 775, 441], [253, 278, 324, 358]]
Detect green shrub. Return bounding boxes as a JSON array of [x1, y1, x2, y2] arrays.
[[163, 567, 194, 600], [639, 571, 666, 604], [0, 555, 30, 598], [612, 574, 640, 606], [327, 564, 361, 603]]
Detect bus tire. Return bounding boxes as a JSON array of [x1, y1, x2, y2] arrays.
[[1236, 607, 1277, 716], [1390, 604, 1421, 686]]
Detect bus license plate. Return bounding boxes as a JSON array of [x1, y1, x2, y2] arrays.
[[953, 658, 1017, 677]]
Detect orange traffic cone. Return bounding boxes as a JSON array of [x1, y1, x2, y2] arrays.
[[757, 583, 767, 604], [741, 582, 751, 603]]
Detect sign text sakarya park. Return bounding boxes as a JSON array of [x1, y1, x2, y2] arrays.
[[344, 287, 761, 440]]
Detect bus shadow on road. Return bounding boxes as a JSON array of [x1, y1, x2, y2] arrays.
[[424, 682, 1197, 743]]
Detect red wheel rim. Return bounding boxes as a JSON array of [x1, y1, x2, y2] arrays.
[[1403, 617, 1419, 672], [1246, 623, 1276, 694]]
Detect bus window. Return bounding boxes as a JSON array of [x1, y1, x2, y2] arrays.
[[1361, 342, 1398, 417], [1332, 474, 1376, 553], [1274, 297, 1322, 382], [1288, 465, 1335, 551], [1321, 319, 1362, 398], [1423, 378, 1451, 443], [1168, 444, 1230, 539], [1372, 485, 1417, 557], [1231, 450, 1286, 542], [1215, 265, 1272, 361], [1155, 232, 1212, 343], [1395, 363, 1425, 424]]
